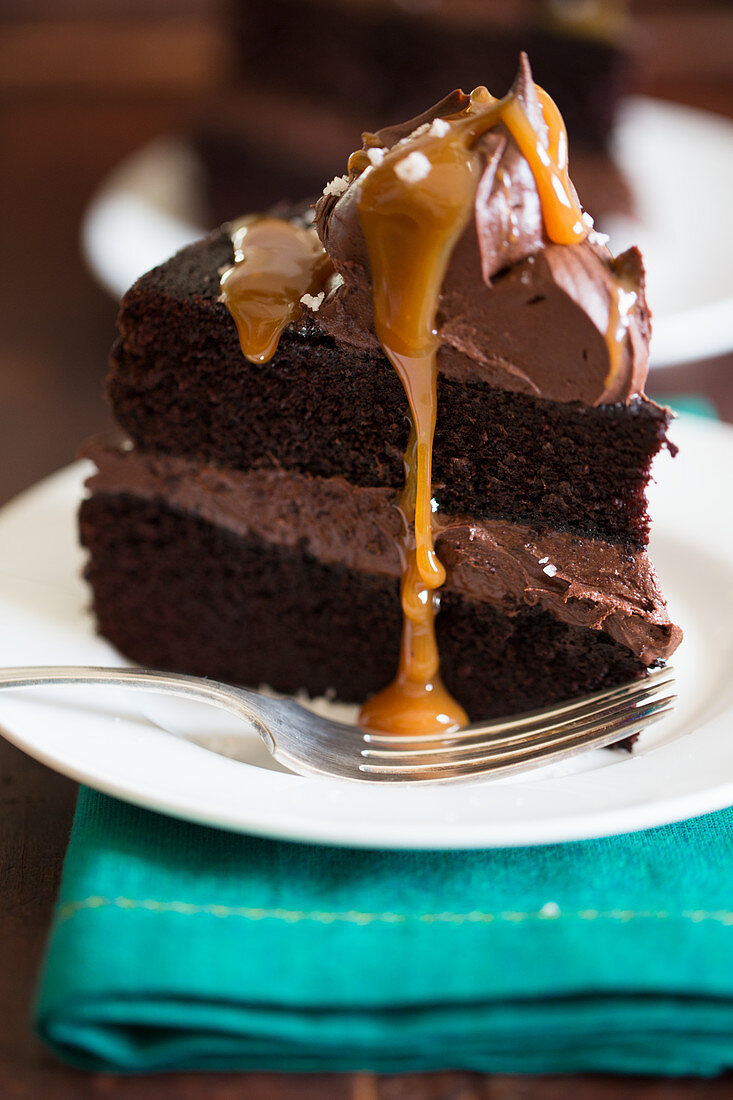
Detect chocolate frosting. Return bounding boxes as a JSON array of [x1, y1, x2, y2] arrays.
[[84, 443, 682, 666], [314, 56, 650, 406]]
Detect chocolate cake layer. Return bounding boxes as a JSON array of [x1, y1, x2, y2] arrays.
[[110, 232, 672, 550], [80, 492, 651, 720], [84, 445, 681, 666]]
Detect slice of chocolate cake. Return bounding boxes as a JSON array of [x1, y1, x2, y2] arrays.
[[80, 58, 681, 731]]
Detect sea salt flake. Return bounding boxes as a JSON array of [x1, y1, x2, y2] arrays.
[[323, 174, 349, 198], [326, 271, 345, 299], [543, 563, 558, 577], [617, 288, 638, 318], [300, 291, 325, 312], [367, 147, 386, 166], [582, 211, 595, 228], [430, 118, 450, 137], [394, 150, 431, 183], [408, 122, 431, 140], [588, 229, 610, 247], [538, 555, 549, 565]]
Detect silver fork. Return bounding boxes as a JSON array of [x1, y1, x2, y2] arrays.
[[0, 666, 676, 784]]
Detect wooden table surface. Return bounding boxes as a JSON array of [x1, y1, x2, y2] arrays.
[[1, 3, 732, 1096]]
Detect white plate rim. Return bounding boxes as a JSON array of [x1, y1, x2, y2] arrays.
[[0, 416, 732, 849]]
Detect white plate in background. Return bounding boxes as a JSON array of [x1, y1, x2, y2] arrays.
[[82, 98, 733, 369], [0, 416, 731, 849]]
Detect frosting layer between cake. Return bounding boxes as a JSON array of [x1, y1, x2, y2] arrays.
[[84, 443, 681, 666]]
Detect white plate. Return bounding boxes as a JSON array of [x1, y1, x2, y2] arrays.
[[0, 416, 732, 849], [81, 97, 733, 369]]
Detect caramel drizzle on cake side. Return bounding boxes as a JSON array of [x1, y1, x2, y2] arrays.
[[605, 276, 639, 395], [220, 217, 333, 363], [217, 78, 644, 738], [355, 82, 588, 736]]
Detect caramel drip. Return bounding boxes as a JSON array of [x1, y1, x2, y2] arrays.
[[605, 277, 638, 391], [356, 82, 587, 736], [220, 218, 333, 363], [502, 87, 586, 244]]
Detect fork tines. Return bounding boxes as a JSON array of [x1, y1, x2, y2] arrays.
[[358, 670, 677, 781]]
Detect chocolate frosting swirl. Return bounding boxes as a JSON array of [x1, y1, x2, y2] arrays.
[[315, 56, 650, 406], [84, 443, 682, 667]]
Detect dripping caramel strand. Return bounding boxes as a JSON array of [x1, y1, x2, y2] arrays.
[[504, 87, 586, 243], [357, 82, 588, 737], [605, 278, 638, 392], [220, 218, 333, 364]]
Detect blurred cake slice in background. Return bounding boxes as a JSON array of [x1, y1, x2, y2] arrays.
[[195, 0, 637, 225]]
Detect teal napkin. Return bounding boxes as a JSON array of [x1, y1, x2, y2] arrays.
[[651, 394, 719, 420], [36, 789, 733, 1076]]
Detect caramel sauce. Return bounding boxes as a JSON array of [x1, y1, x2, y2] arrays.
[[358, 425, 469, 737], [605, 277, 638, 391], [502, 87, 586, 245], [218, 79, 597, 739], [356, 82, 587, 736], [220, 218, 333, 363]]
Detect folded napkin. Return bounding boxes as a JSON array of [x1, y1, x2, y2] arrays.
[[35, 788, 733, 1076], [651, 394, 719, 420]]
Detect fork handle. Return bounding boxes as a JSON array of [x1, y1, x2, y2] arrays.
[[0, 666, 276, 749]]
